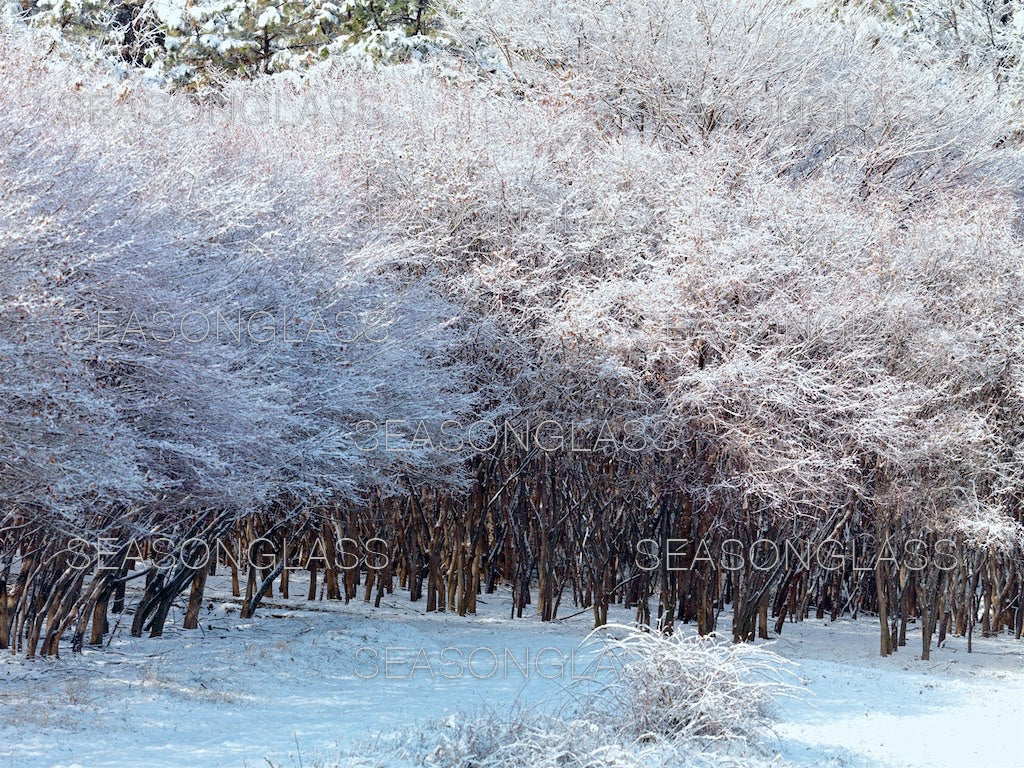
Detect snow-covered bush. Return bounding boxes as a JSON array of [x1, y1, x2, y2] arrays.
[[451, 0, 1015, 200], [345, 624, 799, 768], [584, 624, 799, 745], [834, 1, 1024, 133], [0, 29, 477, 513]]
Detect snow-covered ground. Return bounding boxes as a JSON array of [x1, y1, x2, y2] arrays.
[[2, 578, 1021, 768]]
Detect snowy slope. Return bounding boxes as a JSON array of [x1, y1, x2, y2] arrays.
[[1, 579, 1021, 768]]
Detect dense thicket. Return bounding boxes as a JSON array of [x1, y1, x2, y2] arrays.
[[1, 0, 1022, 660]]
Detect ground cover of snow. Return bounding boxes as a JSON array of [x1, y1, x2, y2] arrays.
[[2, 576, 1021, 768]]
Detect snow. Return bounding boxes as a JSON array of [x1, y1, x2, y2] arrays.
[[153, 0, 187, 29], [766, 620, 1024, 768], [2, 577, 1021, 768], [256, 7, 281, 30]]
